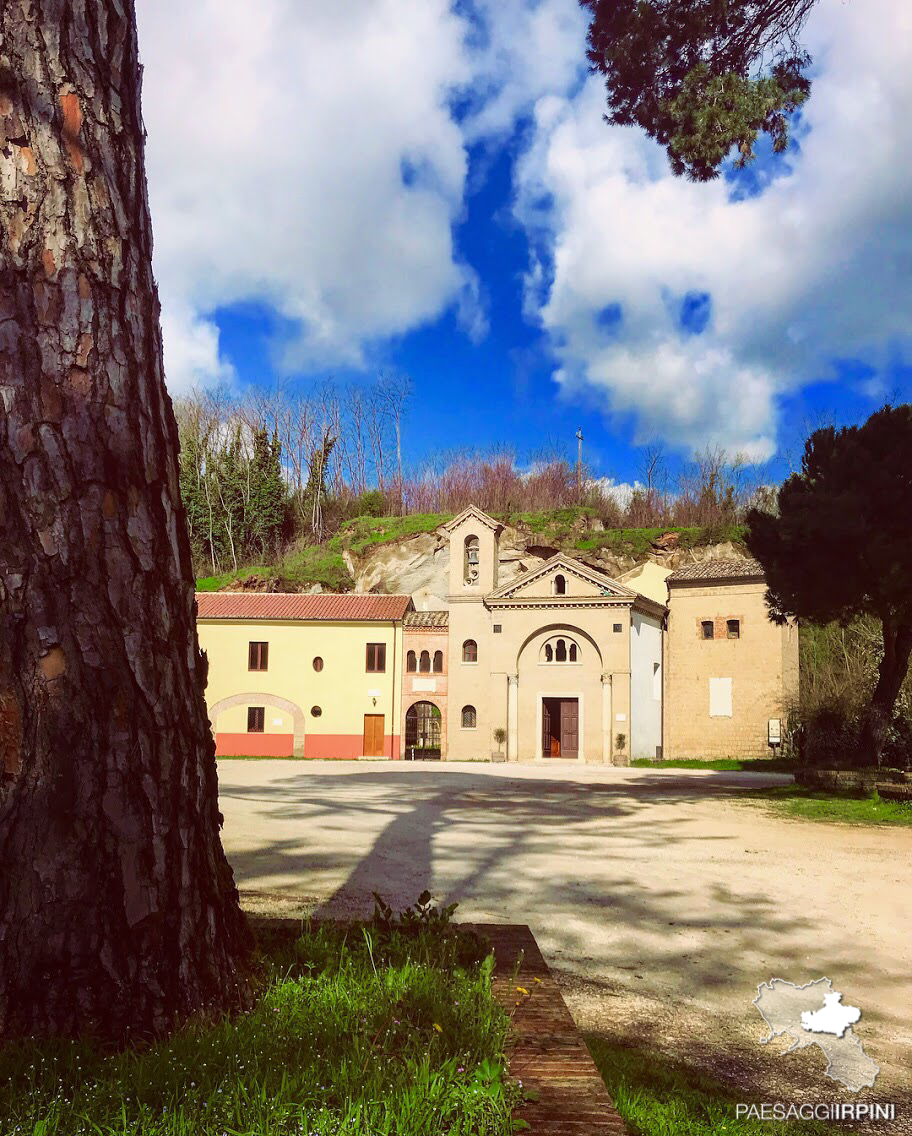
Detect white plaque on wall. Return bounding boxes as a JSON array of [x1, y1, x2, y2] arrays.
[[709, 677, 733, 717], [413, 679, 437, 692]]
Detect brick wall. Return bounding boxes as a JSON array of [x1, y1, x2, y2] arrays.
[[400, 624, 449, 758]]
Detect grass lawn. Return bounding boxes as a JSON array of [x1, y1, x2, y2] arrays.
[[733, 784, 912, 827], [0, 918, 516, 1136], [587, 1037, 839, 1136], [631, 757, 797, 773]]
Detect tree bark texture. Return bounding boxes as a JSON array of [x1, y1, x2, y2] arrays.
[[0, 0, 252, 1041], [859, 619, 912, 768]]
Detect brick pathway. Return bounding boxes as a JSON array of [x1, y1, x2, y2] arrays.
[[478, 924, 629, 1136]]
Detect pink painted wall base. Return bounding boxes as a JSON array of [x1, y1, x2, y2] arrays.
[[216, 733, 294, 757]]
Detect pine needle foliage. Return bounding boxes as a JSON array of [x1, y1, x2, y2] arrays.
[[581, 0, 815, 179]]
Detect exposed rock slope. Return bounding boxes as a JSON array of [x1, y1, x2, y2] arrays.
[[346, 525, 747, 608]]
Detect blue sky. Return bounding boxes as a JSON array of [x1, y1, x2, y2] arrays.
[[136, 0, 912, 490]]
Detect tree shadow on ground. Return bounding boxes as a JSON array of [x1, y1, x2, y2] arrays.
[[220, 766, 911, 1104]]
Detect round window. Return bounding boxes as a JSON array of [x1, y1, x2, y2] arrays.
[[311, 705, 322, 717], [313, 656, 324, 672]]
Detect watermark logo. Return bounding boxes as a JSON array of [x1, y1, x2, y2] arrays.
[[733, 979, 899, 1123], [736, 1102, 896, 1123], [752, 977, 878, 1092]]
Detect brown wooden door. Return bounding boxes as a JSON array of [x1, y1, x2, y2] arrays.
[[560, 699, 579, 758], [542, 699, 562, 757], [363, 714, 385, 757]]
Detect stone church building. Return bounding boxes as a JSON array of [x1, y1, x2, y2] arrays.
[[197, 505, 798, 763]]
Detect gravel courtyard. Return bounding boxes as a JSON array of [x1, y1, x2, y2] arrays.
[[219, 761, 911, 1109]]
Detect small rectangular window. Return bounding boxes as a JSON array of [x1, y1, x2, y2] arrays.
[[366, 642, 386, 673], [613, 623, 623, 633], [493, 624, 502, 633], [248, 641, 269, 671], [247, 706, 265, 733], [727, 619, 740, 639], [701, 621, 715, 640]]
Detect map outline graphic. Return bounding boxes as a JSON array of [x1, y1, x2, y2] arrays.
[[752, 977, 879, 1093]]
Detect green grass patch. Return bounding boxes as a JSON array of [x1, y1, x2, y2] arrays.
[[330, 513, 454, 557], [734, 784, 912, 827], [575, 523, 746, 559], [0, 920, 516, 1136], [196, 545, 352, 594], [631, 757, 797, 773], [494, 506, 598, 536], [195, 564, 270, 592], [277, 546, 352, 591], [586, 1037, 839, 1136]]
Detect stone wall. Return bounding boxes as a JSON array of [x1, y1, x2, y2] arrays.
[[795, 767, 910, 790], [664, 579, 798, 759]]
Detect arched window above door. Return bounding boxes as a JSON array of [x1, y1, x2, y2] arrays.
[[554, 573, 566, 595], [541, 635, 581, 664], [419, 650, 431, 673]]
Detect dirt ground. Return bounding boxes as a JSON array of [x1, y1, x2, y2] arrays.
[[218, 761, 912, 1127]]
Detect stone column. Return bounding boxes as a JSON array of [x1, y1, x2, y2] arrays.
[[507, 673, 519, 761], [601, 672, 613, 764]]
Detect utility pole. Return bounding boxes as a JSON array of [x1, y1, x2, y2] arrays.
[[576, 428, 584, 501]]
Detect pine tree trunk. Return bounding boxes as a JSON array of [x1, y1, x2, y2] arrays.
[[0, 0, 252, 1041], [858, 619, 912, 768]]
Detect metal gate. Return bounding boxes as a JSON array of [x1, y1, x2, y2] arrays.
[[405, 701, 442, 760]]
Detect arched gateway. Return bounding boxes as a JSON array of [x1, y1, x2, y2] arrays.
[[405, 701, 442, 761]]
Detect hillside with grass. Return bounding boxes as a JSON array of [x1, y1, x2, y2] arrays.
[[196, 507, 748, 596]]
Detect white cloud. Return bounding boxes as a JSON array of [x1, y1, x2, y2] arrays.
[[460, 0, 589, 141], [158, 302, 236, 394], [136, 0, 590, 391], [513, 0, 912, 458], [138, 0, 474, 387], [590, 478, 642, 508], [138, 0, 912, 460]]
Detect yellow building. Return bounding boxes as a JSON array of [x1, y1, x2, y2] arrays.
[[196, 506, 797, 763], [196, 593, 412, 758]]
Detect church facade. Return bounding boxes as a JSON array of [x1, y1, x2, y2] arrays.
[[198, 505, 798, 763], [432, 506, 664, 763]]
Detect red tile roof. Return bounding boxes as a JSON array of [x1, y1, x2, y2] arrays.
[[196, 592, 413, 622]]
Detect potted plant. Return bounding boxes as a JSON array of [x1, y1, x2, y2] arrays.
[[493, 727, 507, 761]]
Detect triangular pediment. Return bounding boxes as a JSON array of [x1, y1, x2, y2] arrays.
[[437, 505, 503, 536], [487, 554, 637, 601]]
